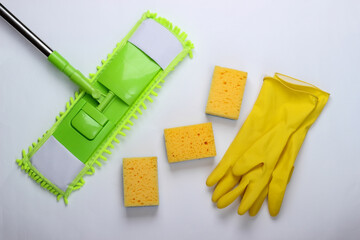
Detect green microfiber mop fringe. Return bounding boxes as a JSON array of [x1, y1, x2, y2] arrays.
[[16, 11, 193, 204], [144, 11, 194, 57], [16, 155, 64, 202], [16, 90, 83, 204]]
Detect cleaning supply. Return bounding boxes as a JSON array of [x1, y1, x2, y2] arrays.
[[207, 74, 329, 216], [205, 66, 247, 119], [267, 73, 330, 216], [123, 157, 159, 207], [0, 3, 102, 100], [164, 122, 216, 163], [0, 4, 193, 204]]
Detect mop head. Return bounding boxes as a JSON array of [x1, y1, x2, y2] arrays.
[[16, 11, 194, 204]]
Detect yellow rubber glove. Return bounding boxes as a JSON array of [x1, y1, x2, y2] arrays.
[[206, 75, 317, 189], [267, 73, 330, 216], [214, 74, 329, 216], [207, 75, 318, 217]]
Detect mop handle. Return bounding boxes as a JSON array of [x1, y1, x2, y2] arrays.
[[0, 3, 52, 56], [0, 3, 103, 100]]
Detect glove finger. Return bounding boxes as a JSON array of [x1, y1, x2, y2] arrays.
[[268, 166, 294, 217], [236, 139, 292, 216], [217, 166, 262, 209], [206, 131, 254, 187], [206, 158, 233, 187], [249, 185, 268, 216], [238, 178, 269, 215], [216, 176, 248, 209], [212, 169, 240, 202]]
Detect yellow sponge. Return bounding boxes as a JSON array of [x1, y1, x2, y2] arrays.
[[123, 157, 159, 207], [206, 66, 247, 119], [164, 122, 216, 163]]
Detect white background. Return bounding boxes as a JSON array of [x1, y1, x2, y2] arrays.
[[0, 0, 359, 239]]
